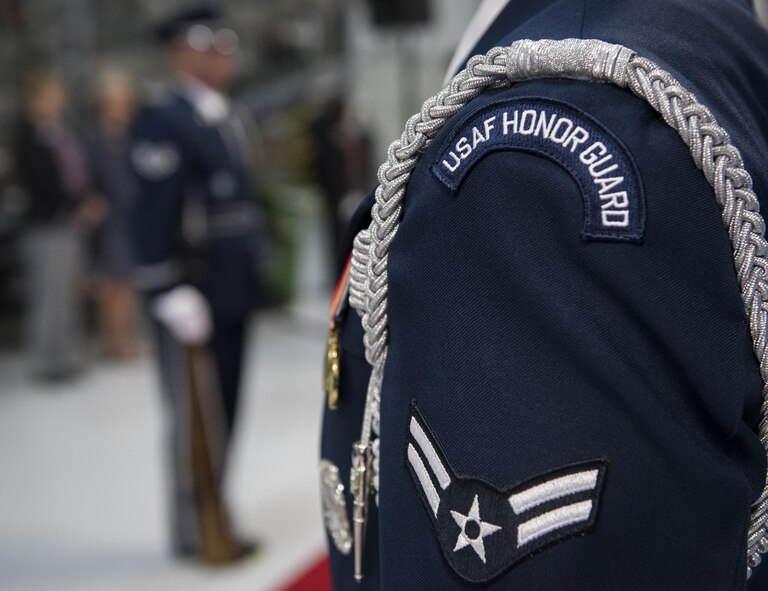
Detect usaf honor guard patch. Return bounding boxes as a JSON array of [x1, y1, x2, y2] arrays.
[[432, 97, 645, 242], [406, 404, 607, 583]]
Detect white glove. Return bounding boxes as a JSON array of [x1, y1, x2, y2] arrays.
[[151, 285, 213, 345]]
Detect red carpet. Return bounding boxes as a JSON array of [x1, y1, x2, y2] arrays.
[[278, 555, 332, 591]]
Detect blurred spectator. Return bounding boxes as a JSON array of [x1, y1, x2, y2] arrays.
[[13, 69, 105, 381], [310, 96, 372, 274], [88, 70, 141, 360]]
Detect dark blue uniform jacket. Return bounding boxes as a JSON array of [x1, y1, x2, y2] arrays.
[[131, 90, 260, 320], [322, 0, 768, 589]]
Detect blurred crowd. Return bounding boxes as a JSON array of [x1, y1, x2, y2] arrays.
[[7, 62, 371, 383], [14, 67, 140, 378]]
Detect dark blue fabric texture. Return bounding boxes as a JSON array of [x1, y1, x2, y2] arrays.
[[322, 0, 768, 589]]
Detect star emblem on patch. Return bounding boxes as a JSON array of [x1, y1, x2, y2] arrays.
[[405, 403, 608, 584], [451, 495, 501, 563]]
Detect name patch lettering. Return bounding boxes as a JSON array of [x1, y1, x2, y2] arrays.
[[432, 97, 645, 242]]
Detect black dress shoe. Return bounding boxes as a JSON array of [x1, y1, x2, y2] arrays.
[[172, 538, 263, 563], [172, 543, 198, 559], [234, 538, 262, 560]]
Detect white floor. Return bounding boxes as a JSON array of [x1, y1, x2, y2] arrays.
[[0, 216, 333, 591]]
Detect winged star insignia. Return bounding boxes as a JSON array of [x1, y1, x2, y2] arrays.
[[405, 403, 608, 584]]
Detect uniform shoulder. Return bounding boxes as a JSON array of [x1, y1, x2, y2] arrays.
[[365, 62, 765, 591], [130, 92, 186, 180], [416, 78, 685, 221], [134, 87, 192, 124], [132, 90, 191, 140]]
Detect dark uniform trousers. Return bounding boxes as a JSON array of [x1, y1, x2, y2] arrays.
[[153, 317, 246, 551]]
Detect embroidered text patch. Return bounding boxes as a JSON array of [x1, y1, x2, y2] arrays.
[[432, 97, 645, 242], [406, 404, 608, 583]]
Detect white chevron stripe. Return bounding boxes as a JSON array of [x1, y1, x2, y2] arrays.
[[508, 469, 599, 515], [517, 500, 594, 548], [410, 417, 451, 490], [407, 443, 440, 516]]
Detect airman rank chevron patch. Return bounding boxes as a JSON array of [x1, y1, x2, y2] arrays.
[[405, 403, 608, 584]]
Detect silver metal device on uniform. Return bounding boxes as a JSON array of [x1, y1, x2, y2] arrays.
[[320, 459, 353, 555], [350, 441, 372, 582]]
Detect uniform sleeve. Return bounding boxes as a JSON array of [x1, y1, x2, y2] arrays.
[[330, 81, 767, 590], [130, 106, 186, 297]]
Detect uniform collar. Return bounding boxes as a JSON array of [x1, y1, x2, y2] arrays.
[[756, 0, 768, 26], [176, 74, 230, 125], [444, 0, 510, 84]]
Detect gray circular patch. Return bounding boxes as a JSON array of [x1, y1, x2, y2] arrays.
[[320, 459, 352, 555], [131, 141, 180, 181]]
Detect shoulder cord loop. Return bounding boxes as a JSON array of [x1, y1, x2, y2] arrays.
[[348, 38, 768, 576]]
